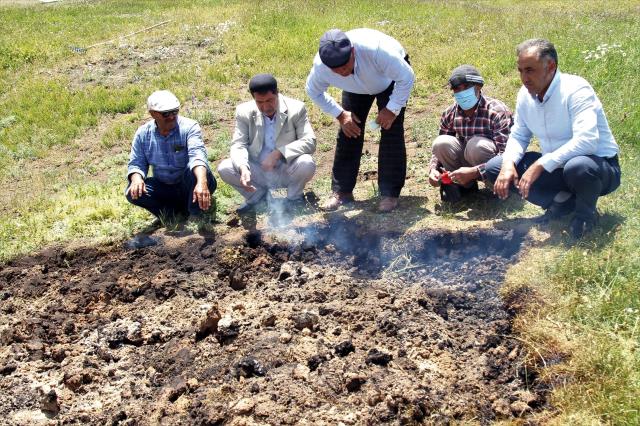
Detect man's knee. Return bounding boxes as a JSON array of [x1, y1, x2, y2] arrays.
[[564, 156, 599, 184], [483, 155, 504, 183], [290, 154, 316, 180], [464, 136, 497, 166], [432, 134, 458, 156], [216, 158, 237, 183]]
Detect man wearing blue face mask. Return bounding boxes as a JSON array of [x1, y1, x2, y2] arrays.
[[428, 65, 513, 202]]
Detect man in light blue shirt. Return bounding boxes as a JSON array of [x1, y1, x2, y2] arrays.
[[306, 28, 415, 213], [126, 90, 216, 223], [485, 39, 621, 238]]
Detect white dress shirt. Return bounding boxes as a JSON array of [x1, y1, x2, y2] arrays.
[[258, 113, 277, 164], [305, 28, 415, 118], [503, 70, 619, 172]]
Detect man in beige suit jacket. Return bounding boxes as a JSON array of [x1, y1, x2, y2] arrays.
[[218, 74, 316, 213]]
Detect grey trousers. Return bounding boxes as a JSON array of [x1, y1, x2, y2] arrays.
[[217, 154, 316, 203], [431, 135, 498, 170]]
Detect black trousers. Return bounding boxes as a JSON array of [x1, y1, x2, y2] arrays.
[[125, 167, 217, 219], [331, 82, 407, 198], [485, 152, 621, 220]]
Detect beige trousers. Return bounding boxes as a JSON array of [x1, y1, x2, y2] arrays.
[[217, 154, 316, 203], [431, 135, 498, 171]]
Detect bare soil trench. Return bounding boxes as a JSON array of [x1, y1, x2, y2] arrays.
[[0, 218, 547, 425]]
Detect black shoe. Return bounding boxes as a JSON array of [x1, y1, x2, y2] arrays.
[[569, 213, 598, 239], [535, 195, 576, 224], [141, 218, 163, 234], [236, 202, 258, 215], [236, 192, 268, 214], [460, 181, 479, 196], [440, 183, 462, 203], [285, 196, 307, 213]]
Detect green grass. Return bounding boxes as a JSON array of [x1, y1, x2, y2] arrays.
[[1, 0, 639, 422]]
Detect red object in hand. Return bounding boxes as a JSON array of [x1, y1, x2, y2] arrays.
[[440, 171, 452, 185]]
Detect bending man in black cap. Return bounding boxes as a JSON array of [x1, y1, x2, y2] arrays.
[[218, 74, 316, 214], [428, 65, 513, 203], [306, 28, 415, 213]]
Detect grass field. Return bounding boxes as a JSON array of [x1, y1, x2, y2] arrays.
[[1, 0, 639, 423]]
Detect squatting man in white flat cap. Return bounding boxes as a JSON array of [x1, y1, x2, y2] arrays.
[[126, 90, 216, 223]]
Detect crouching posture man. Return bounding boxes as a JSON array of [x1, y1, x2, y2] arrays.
[[126, 90, 216, 222], [485, 39, 621, 238], [218, 74, 316, 214], [428, 65, 512, 202]]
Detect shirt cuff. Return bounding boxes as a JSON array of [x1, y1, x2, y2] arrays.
[[502, 151, 524, 168], [329, 105, 344, 119], [539, 154, 560, 172], [385, 101, 404, 115], [476, 164, 486, 181], [189, 159, 207, 171], [127, 168, 146, 180]]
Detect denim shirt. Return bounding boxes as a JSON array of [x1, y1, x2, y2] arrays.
[[127, 116, 208, 184]]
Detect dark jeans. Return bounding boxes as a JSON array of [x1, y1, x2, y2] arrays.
[[484, 152, 621, 220], [332, 82, 407, 198], [125, 167, 217, 219]]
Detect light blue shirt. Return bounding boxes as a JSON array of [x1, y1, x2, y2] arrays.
[[127, 116, 209, 184], [503, 70, 619, 172], [258, 113, 277, 164], [305, 28, 415, 118]]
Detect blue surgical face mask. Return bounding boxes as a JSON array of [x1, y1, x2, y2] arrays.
[[453, 86, 479, 110]]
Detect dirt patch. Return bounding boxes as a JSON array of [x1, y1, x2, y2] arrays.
[[0, 220, 548, 424]]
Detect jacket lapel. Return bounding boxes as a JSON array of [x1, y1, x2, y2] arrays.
[[252, 110, 264, 150], [274, 95, 287, 144]]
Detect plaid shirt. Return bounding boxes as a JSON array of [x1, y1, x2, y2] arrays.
[[429, 95, 513, 174], [127, 116, 209, 185]]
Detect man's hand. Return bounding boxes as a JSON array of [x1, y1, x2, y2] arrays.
[[337, 110, 362, 139], [377, 108, 397, 130], [517, 161, 544, 199], [126, 173, 146, 200], [239, 165, 256, 192], [261, 150, 282, 172], [192, 166, 211, 211], [428, 168, 441, 187], [494, 161, 518, 200], [449, 166, 480, 187]]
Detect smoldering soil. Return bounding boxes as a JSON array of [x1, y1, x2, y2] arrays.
[[0, 218, 548, 425]]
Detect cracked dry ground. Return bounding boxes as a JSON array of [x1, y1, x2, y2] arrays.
[[0, 218, 548, 425]]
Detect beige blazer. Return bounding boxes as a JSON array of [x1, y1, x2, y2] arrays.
[[230, 94, 316, 171]]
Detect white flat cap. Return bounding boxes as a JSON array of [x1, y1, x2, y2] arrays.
[[147, 90, 180, 112]]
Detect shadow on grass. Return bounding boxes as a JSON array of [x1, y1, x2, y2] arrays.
[[434, 188, 527, 221], [321, 194, 431, 235], [564, 211, 625, 250], [493, 211, 625, 251]]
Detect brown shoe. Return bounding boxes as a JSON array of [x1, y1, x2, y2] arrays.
[[378, 196, 399, 213], [321, 192, 354, 211]]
